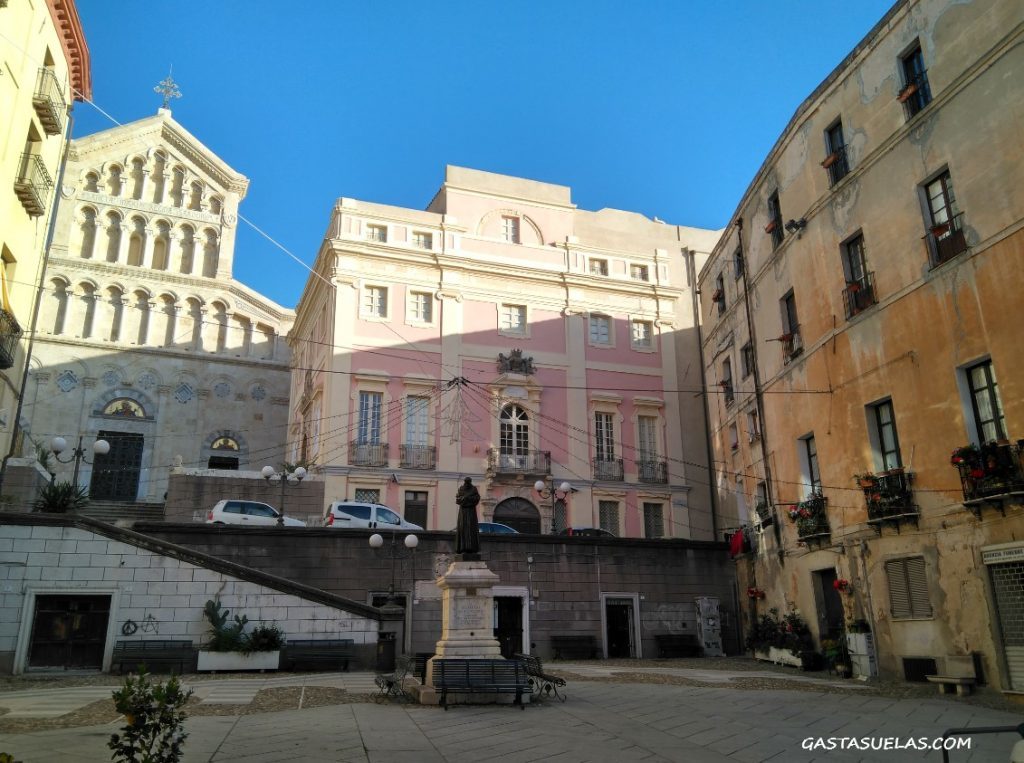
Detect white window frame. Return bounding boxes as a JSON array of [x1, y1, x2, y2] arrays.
[[588, 314, 613, 347], [629, 263, 650, 282], [630, 319, 654, 351], [498, 303, 529, 338], [362, 284, 389, 321], [366, 224, 388, 243], [411, 231, 433, 250], [404, 395, 430, 447], [589, 258, 609, 276], [501, 216, 520, 244], [406, 290, 434, 326]]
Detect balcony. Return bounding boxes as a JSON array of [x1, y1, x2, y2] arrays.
[[899, 69, 932, 120], [13, 153, 53, 218], [33, 68, 65, 135], [593, 458, 624, 482], [399, 444, 436, 470], [0, 308, 24, 370], [952, 440, 1024, 514], [842, 272, 877, 319], [487, 448, 550, 476], [924, 213, 968, 268], [721, 381, 735, 407], [349, 441, 388, 467], [788, 494, 830, 545], [858, 470, 917, 532], [637, 460, 668, 484], [781, 329, 803, 365], [822, 145, 849, 188]]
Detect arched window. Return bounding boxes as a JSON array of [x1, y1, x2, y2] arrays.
[[492, 497, 541, 534], [150, 152, 166, 203], [78, 207, 97, 259], [208, 301, 228, 352], [127, 217, 145, 267], [160, 295, 177, 347], [132, 289, 150, 345], [152, 221, 170, 270], [84, 171, 99, 192], [102, 398, 145, 417], [107, 165, 123, 196], [130, 158, 145, 200], [49, 279, 70, 335], [79, 282, 97, 338], [208, 196, 222, 215], [106, 286, 124, 341], [178, 225, 195, 274], [186, 298, 203, 350], [201, 230, 218, 277], [499, 404, 530, 469], [104, 211, 121, 262], [188, 181, 203, 211], [211, 436, 239, 451], [170, 167, 185, 207]]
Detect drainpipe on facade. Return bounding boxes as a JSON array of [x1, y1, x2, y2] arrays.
[[0, 110, 76, 497]]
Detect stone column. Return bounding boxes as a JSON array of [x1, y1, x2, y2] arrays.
[[167, 230, 182, 273], [141, 227, 156, 269], [116, 224, 131, 264], [152, 173, 166, 205]]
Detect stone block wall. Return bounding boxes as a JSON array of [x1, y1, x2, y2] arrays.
[[164, 471, 326, 524]]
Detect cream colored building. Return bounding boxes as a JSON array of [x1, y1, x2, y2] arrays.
[[700, 0, 1024, 689], [0, 0, 90, 467], [22, 110, 294, 502], [290, 166, 720, 537]]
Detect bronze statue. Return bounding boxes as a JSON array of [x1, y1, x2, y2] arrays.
[[455, 477, 481, 556]]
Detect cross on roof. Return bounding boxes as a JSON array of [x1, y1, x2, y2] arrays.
[[154, 69, 182, 110]]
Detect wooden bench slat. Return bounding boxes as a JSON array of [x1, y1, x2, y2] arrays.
[[432, 658, 529, 710]]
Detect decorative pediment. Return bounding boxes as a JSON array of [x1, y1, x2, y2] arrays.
[[497, 349, 534, 375]]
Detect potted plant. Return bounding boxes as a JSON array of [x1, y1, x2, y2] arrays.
[[33, 481, 89, 513], [764, 220, 777, 234], [196, 599, 284, 672], [853, 472, 877, 488]]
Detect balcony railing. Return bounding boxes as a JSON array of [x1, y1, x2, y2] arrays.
[[842, 272, 877, 319], [822, 144, 849, 188], [349, 441, 388, 467], [858, 470, 916, 527], [487, 448, 550, 476], [899, 69, 932, 120], [924, 212, 968, 268], [722, 381, 735, 406], [782, 329, 803, 365], [399, 444, 436, 470], [33, 68, 64, 135], [593, 458, 624, 482], [952, 440, 1024, 505], [0, 308, 24, 370], [637, 460, 668, 484], [13, 152, 53, 218], [789, 494, 830, 543]]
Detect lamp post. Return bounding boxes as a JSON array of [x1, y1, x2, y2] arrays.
[[535, 478, 573, 532], [369, 531, 419, 605], [260, 465, 306, 526], [50, 435, 110, 485], [369, 531, 418, 672]]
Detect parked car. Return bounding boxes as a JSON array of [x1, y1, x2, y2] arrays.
[[325, 501, 423, 530], [557, 527, 616, 538], [479, 522, 519, 534], [207, 500, 306, 527]]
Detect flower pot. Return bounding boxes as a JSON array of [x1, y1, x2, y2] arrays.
[[821, 152, 839, 169], [898, 82, 918, 103], [764, 221, 776, 234], [857, 478, 876, 488], [197, 650, 280, 672]]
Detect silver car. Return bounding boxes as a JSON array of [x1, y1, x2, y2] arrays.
[[207, 500, 306, 527]]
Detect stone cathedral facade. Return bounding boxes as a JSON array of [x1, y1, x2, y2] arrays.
[[23, 109, 293, 503]]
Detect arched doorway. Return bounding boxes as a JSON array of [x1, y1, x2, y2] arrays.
[[493, 497, 541, 534]]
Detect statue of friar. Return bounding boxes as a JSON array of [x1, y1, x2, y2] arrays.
[[455, 477, 481, 557]]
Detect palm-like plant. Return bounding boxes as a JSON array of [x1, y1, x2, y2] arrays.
[[34, 481, 88, 513]]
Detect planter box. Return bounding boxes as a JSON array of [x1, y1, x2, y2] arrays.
[[753, 646, 801, 668], [197, 650, 280, 672]]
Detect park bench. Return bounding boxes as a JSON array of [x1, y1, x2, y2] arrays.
[[926, 656, 977, 696], [550, 634, 598, 659], [432, 658, 529, 710], [112, 639, 194, 674], [282, 639, 353, 672], [514, 653, 566, 701], [654, 633, 703, 658], [374, 655, 412, 700]]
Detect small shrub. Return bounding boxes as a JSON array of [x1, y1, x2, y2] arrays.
[[243, 624, 285, 654], [33, 481, 88, 513], [108, 669, 192, 763], [202, 599, 247, 652]]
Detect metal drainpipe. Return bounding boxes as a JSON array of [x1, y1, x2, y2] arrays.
[[685, 245, 718, 541], [0, 109, 76, 496]]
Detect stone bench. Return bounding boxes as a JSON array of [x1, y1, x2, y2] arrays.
[[926, 656, 977, 696]]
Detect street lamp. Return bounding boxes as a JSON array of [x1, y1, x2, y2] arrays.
[[369, 530, 419, 674], [535, 478, 573, 531], [369, 531, 419, 605], [50, 435, 110, 485], [260, 465, 306, 526]]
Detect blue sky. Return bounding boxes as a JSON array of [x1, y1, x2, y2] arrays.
[[74, 0, 895, 309]]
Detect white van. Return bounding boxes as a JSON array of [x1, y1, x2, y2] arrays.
[[325, 501, 423, 530]]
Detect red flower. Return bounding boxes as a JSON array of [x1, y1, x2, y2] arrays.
[[970, 468, 985, 479]]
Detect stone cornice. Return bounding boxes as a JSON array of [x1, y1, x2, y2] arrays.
[[76, 191, 222, 227]]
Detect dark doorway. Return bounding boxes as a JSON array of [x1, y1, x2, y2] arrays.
[[812, 568, 845, 640], [605, 598, 635, 658], [493, 498, 541, 534], [90, 431, 143, 501], [493, 596, 523, 658], [404, 491, 428, 529], [28, 594, 110, 670], [207, 455, 238, 470]]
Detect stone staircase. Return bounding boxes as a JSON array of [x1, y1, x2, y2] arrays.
[[79, 500, 165, 524]]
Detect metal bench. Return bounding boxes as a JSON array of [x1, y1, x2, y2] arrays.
[[432, 658, 529, 710], [112, 639, 194, 675], [514, 653, 566, 701], [374, 655, 412, 700], [550, 634, 598, 659], [654, 633, 703, 657], [282, 639, 353, 672]]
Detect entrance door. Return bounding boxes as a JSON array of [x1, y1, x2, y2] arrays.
[[813, 569, 845, 640], [989, 560, 1024, 689], [492, 498, 541, 534], [493, 596, 523, 658], [90, 431, 143, 501], [28, 595, 110, 670], [605, 598, 636, 658]]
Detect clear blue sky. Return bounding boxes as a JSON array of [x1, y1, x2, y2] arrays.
[[74, 0, 895, 309]]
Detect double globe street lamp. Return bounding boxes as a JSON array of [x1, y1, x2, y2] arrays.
[[260, 465, 306, 526], [369, 531, 419, 673], [535, 479, 573, 529], [50, 435, 110, 485]]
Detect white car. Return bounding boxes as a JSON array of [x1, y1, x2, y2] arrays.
[[325, 501, 423, 530], [207, 500, 306, 527]]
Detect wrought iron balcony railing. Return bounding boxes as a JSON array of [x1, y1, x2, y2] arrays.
[[952, 440, 1024, 505], [924, 212, 968, 269], [842, 272, 877, 319], [349, 441, 388, 467], [33, 68, 65, 135], [822, 144, 849, 188], [782, 329, 803, 365], [399, 444, 436, 470], [593, 457, 624, 482], [13, 152, 53, 218], [858, 469, 916, 524], [789, 494, 830, 543], [637, 460, 668, 484], [487, 448, 550, 476], [899, 69, 932, 120], [0, 308, 24, 370]]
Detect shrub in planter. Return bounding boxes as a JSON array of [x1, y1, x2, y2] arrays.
[[242, 624, 285, 655], [108, 669, 193, 763], [202, 599, 248, 652], [33, 481, 88, 513]]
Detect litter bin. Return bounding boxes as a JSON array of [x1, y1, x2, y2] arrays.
[[376, 631, 396, 673]]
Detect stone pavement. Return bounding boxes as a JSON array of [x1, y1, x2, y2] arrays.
[[2, 669, 1022, 762]]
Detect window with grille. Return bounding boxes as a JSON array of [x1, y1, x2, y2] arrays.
[[631, 320, 652, 349], [357, 391, 382, 444], [363, 286, 388, 318], [630, 264, 649, 281], [553, 498, 567, 533], [599, 500, 619, 534], [900, 43, 932, 118], [501, 216, 520, 243], [409, 291, 432, 322], [643, 502, 664, 539], [637, 416, 657, 461], [405, 396, 429, 446], [354, 489, 380, 503], [589, 259, 608, 276], [870, 399, 903, 471], [589, 315, 611, 345], [412, 231, 432, 249], [500, 304, 526, 334], [885, 557, 932, 619], [824, 119, 849, 186], [367, 225, 387, 243], [595, 412, 615, 461], [966, 360, 1006, 443]]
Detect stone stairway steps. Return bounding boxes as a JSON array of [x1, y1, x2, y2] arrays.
[[79, 501, 164, 523]]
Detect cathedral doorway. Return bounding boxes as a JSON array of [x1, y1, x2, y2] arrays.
[[90, 431, 143, 501], [492, 497, 541, 534]]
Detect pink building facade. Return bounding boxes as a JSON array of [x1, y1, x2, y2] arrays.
[[289, 167, 720, 538]]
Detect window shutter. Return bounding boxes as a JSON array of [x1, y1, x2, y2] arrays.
[[886, 557, 932, 619], [906, 557, 932, 618]]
